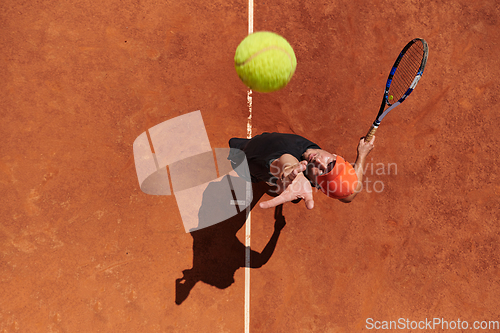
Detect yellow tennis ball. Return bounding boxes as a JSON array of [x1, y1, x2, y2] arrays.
[[234, 32, 297, 93]]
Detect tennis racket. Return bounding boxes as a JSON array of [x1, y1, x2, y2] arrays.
[[365, 38, 429, 142]]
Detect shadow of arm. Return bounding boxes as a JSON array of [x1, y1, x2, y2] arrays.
[[250, 205, 286, 268]]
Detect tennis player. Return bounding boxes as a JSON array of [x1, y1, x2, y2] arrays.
[[228, 132, 375, 209]]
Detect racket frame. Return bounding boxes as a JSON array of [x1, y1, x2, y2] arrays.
[[365, 38, 428, 142]]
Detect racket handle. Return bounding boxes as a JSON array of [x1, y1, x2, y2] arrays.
[[365, 125, 378, 142]]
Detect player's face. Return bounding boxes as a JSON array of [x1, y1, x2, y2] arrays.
[[304, 149, 336, 185]]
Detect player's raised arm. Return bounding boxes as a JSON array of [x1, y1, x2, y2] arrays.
[[340, 136, 375, 203]]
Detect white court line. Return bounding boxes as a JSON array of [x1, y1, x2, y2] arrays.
[[244, 1, 253, 332]]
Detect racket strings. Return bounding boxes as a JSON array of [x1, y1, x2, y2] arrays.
[[389, 42, 425, 102], [390, 59, 421, 99]]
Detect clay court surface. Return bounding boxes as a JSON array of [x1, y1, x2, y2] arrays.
[[2, 0, 500, 332]]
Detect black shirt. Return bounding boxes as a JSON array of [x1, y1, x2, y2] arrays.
[[228, 132, 321, 184]]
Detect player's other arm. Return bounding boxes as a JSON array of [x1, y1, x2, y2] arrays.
[[269, 154, 306, 194], [340, 136, 375, 203], [260, 154, 314, 209]]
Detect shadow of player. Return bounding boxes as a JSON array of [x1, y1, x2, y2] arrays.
[[175, 177, 286, 305]]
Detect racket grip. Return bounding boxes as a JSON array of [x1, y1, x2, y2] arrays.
[[365, 125, 378, 142]]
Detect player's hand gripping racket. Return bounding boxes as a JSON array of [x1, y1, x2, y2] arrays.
[[365, 38, 429, 142]]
